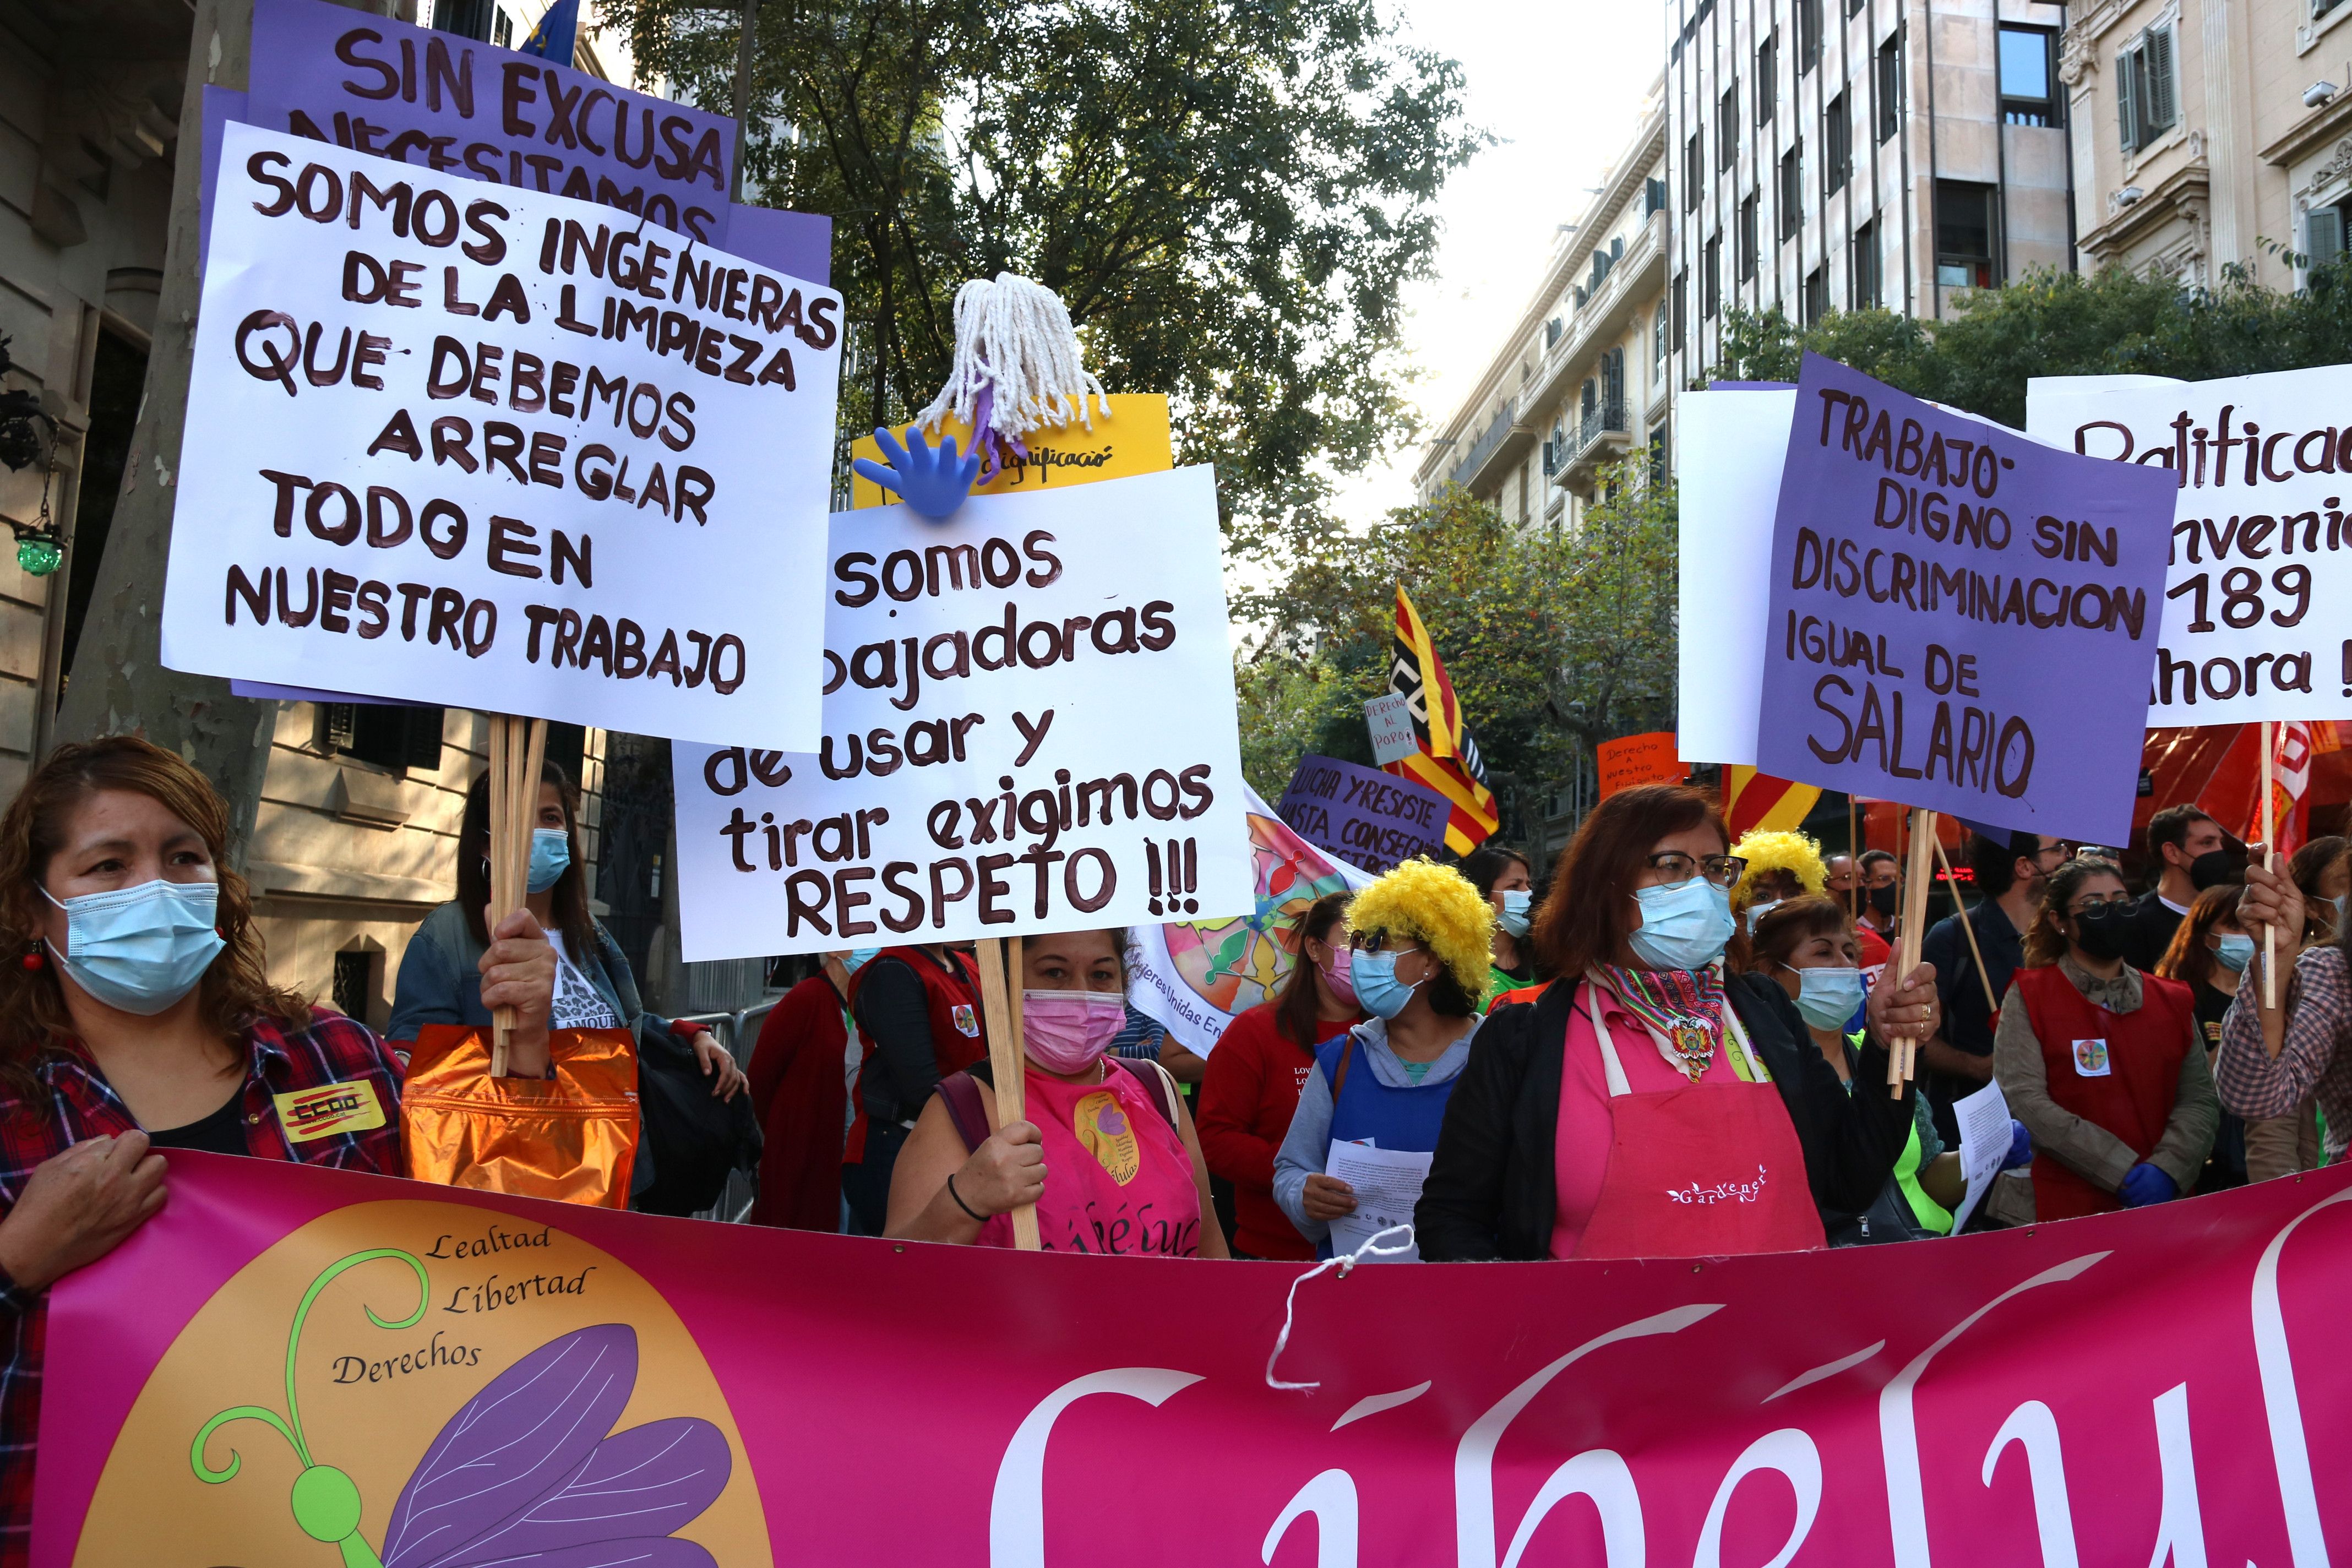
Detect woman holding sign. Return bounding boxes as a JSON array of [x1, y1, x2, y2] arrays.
[[1417, 784, 1934, 1262], [884, 929, 1228, 1256], [0, 736, 559, 1548], [1994, 858, 2217, 1219]]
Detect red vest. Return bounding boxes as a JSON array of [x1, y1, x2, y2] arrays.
[[2012, 965, 2194, 1221], [843, 947, 987, 1161]]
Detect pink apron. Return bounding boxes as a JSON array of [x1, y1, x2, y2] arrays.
[[978, 1061, 1203, 1256], [1562, 976, 1827, 1260]]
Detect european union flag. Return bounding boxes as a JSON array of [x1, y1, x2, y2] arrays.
[[519, 0, 578, 61]]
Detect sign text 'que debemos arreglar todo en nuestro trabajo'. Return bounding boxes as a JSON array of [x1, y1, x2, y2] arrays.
[[160, 123, 843, 749], [671, 466, 1251, 957], [1757, 354, 2177, 844]]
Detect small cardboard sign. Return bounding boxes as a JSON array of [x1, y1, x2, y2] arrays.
[[1364, 692, 1419, 766], [1273, 753, 1449, 875], [1597, 731, 1685, 798]]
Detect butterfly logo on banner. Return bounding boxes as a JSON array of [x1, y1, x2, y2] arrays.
[[1161, 807, 1360, 1017], [190, 1249, 728, 1567]]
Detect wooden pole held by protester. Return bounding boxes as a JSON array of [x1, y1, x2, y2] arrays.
[[1847, 798, 1860, 920], [484, 712, 547, 1078], [974, 936, 1041, 1250], [1887, 807, 1937, 1097], [2261, 720, 2278, 1010], [1931, 836, 1999, 1015]]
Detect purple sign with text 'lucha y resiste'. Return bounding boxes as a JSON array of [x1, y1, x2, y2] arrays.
[[1756, 353, 2176, 843], [1275, 754, 1450, 876]]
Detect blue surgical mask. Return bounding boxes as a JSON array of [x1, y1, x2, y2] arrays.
[[1498, 890, 1533, 939], [45, 879, 225, 1016], [526, 827, 571, 893], [1627, 878, 1735, 973], [1350, 948, 1424, 1020], [2335, 893, 2349, 928], [2213, 933, 2256, 973], [1788, 965, 1866, 1031], [843, 946, 881, 973]]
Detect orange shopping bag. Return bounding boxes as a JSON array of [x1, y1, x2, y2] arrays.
[[401, 1025, 641, 1207]]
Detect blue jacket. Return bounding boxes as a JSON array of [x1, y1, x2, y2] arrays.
[[1272, 1016, 1478, 1249]]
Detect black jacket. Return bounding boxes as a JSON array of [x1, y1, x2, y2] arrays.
[[1415, 972, 1916, 1261]]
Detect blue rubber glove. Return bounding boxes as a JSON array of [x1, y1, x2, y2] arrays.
[[2001, 1120, 2033, 1170], [851, 424, 981, 520], [2118, 1162, 2177, 1207]]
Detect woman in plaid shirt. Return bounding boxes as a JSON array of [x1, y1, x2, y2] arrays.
[[2219, 846, 2352, 1168], [0, 737, 558, 1560]]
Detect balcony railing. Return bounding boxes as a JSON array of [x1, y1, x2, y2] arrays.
[[1451, 396, 1518, 489], [1576, 398, 1630, 457]]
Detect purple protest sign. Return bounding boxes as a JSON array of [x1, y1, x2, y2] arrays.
[[1275, 754, 1450, 875], [246, 0, 733, 244], [1756, 353, 2176, 842]]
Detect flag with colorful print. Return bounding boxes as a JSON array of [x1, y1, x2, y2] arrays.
[[2246, 721, 2321, 857], [1385, 585, 1499, 854], [1723, 765, 1822, 839]]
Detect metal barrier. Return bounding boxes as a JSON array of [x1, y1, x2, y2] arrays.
[[668, 993, 786, 1224]]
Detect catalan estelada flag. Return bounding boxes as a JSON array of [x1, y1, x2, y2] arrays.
[[1723, 766, 1822, 839], [1384, 586, 1499, 854]]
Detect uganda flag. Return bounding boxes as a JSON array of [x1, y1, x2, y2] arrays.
[[1722, 765, 1823, 838], [1385, 586, 1499, 854]]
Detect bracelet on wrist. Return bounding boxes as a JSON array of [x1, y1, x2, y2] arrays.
[[945, 1172, 987, 1224]]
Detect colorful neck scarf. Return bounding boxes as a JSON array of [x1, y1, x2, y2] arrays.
[[1594, 962, 1726, 1080]]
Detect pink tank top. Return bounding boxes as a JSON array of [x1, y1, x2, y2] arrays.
[[978, 1061, 1203, 1256], [1550, 979, 1745, 1259]]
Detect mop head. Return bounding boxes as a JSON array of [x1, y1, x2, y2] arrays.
[[914, 274, 1109, 473]]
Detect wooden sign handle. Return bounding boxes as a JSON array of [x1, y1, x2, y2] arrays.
[[2261, 720, 2278, 1010], [974, 936, 1041, 1250], [1931, 836, 2000, 1015], [1886, 807, 1937, 1098], [484, 712, 547, 1078]]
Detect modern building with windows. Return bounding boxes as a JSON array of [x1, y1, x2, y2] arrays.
[[1663, 0, 2075, 386], [2065, 0, 2350, 291], [1413, 87, 1672, 536]]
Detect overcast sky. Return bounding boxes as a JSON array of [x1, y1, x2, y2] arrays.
[[1331, 0, 1668, 529]]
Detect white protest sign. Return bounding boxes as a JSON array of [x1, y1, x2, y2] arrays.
[[1675, 387, 1794, 765], [2027, 365, 2352, 724], [162, 122, 841, 748], [1363, 692, 1418, 765], [671, 466, 1250, 958]]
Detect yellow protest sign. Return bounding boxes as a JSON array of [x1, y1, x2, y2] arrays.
[[849, 394, 1174, 508]]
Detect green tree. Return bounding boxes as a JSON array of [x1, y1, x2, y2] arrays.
[[601, 0, 1482, 557]]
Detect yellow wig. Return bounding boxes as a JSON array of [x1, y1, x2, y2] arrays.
[[1732, 829, 1829, 906], [1344, 858, 1495, 999]]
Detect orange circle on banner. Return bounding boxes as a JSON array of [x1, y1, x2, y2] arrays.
[[73, 1199, 768, 1566]]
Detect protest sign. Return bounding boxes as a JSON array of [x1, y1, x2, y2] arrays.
[[246, 0, 736, 245], [1126, 785, 1370, 1054], [1675, 385, 1795, 765], [1274, 753, 1449, 875], [1758, 354, 2176, 843], [847, 395, 1173, 507], [1363, 690, 1418, 765], [160, 124, 841, 748], [41, 1150, 2352, 1566], [2028, 364, 2352, 725], [1597, 730, 1684, 797], [669, 466, 1248, 957]]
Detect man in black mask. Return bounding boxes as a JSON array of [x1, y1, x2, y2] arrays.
[[1917, 831, 2071, 1152], [2120, 805, 2231, 971], [1859, 849, 1901, 940]]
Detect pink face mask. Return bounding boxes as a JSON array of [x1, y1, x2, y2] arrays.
[[1317, 943, 1357, 1006], [1022, 989, 1128, 1072]]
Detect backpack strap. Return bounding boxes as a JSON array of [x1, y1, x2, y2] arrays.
[[1329, 1037, 1355, 1102], [935, 1070, 990, 1155], [1112, 1056, 1180, 1129]]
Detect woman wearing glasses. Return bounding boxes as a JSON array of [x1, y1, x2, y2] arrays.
[[1994, 857, 2217, 1220], [1416, 783, 1935, 1261], [1273, 860, 1494, 1259]]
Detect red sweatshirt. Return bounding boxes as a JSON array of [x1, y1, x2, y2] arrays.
[[1197, 1000, 1360, 1260], [748, 972, 851, 1231]]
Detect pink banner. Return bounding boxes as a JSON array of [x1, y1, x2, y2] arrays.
[[36, 1151, 2352, 1565]]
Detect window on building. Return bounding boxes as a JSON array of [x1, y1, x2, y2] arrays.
[[2116, 26, 2179, 153], [1673, 269, 1689, 342], [1778, 143, 1803, 238], [1757, 34, 1778, 124], [2322, 0, 2351, 21], [2000, 26, 2060, 126], [331, 949, 379, 1027], [1646, 176, 1669, 216], [1876, 30, 1904, 141], [1703, 235, 1722, 318], [1649, 426, 1669, 487], [1738, 192, 1760, 280], [322, 704, 445, 773], [1852, 218, 1881, 307], [1935, 179, 1997, 288], [1655, 307, 1669, 366], [1797, 0, 1822, 72], [2309, 206, 2346, 270], [1846, 0, 1866, 15], [1684, 133, 1703, 210], [1718, 85, 1739, 171], [432, 0, 498, 41], [1823, 92, 1850, 193], [1803, 265, 1828, 326]]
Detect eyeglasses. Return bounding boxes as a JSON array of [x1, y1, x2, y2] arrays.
[[2066, 892, 2132, 915], [1348, 932, 1423, 956], [1647, 852, 1747, 888]]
